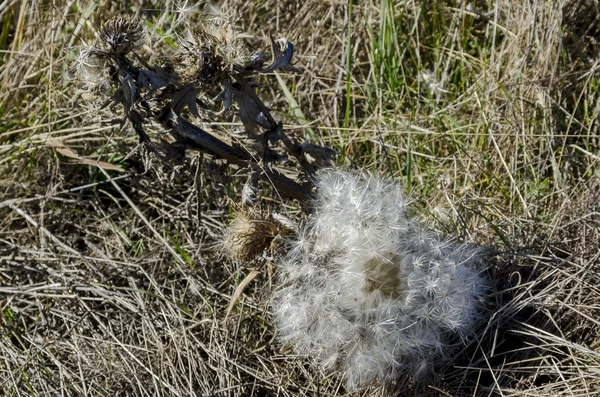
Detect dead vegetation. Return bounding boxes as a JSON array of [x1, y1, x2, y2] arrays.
[[1, 0, 599, 396]]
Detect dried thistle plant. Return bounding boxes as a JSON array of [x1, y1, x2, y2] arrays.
[[76, 10, 325, 206], [76, 9, 490, 393]]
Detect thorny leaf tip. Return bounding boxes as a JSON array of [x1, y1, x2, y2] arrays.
[[260, 37, 300, 74]]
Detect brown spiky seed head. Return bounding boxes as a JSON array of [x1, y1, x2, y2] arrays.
[[100, 17, 145, 55], [224, 206, 279, 262]]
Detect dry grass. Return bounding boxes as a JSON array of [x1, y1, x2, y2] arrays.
[[1, 0, 599, 396]]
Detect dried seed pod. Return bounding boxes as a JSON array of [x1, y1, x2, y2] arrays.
[[224, 206, 279, 262], [100, 17, 145, 55]]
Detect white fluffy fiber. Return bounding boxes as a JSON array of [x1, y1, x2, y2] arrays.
[[272, 169, 487, 390]]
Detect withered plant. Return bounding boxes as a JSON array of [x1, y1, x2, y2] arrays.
[[78, 15, 331, 206], [78, 14, 491, 390]]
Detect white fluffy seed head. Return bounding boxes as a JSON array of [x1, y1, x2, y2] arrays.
[[73, 46, 111, 90], [272, 168, 488, 390]]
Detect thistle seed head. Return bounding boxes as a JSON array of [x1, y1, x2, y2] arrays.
[[272, 168, 489, 390], [223, 206, 279, 262], [100, 17, 145, 55], [74, 46, 111, 90]]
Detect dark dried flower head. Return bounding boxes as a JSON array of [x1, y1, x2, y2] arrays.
[[200, 5, 251, 65], [170, 6, 252, 83], [100, 17, 145, 55], [224, 206, 279, 262]]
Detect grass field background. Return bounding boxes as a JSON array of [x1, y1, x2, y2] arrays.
[[1, 0, 599, 395]]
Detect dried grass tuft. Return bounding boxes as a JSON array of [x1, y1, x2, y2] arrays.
[[0, 0, 599, 396]]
